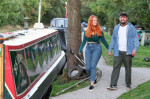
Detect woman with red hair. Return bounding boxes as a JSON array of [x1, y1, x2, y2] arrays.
[[79, 15, 109, 91]]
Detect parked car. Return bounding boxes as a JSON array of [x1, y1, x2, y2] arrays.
[[50, 18, 68, 28], [50, 18, 85, 31], [49, 18, 68, 51], [49, 18, 85, 51]]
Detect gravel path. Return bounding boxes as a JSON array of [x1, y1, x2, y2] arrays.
[[52, 57, 150, 99]]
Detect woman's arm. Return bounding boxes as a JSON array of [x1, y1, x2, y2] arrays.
[[101, 32, 109, 49], [79, 32, 87, 53]]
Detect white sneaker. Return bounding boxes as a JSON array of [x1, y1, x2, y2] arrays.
[[107, 86, 117, 90]]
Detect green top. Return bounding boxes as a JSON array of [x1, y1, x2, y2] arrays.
[[79, 31, 109, 53]]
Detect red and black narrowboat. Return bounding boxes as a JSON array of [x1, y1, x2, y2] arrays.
[[0, 28, 66, 99]]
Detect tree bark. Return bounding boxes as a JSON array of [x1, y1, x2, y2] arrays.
[[67, 0, 81, 71]]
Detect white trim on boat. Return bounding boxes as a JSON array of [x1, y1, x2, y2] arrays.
[[22, 51, 65, 99]]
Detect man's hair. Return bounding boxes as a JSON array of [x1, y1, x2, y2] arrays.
[[119, 12, 128, 17]]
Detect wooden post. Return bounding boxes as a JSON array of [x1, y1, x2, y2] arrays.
[[0, 44, 4, 98]]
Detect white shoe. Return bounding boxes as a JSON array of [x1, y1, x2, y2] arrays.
[[107, 86, 117, 90]]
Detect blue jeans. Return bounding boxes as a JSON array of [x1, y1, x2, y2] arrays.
[[85, 43, 102, 82]]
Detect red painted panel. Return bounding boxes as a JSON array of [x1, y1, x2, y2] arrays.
[[5, 45, 17, 98]]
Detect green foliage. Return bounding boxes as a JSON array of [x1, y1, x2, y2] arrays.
[[81, 0, 97, 22], [0, 0, 24, 26], [22, 0, 39, 24], [89, 0, 150, 30], [41, 0, 66, 24], [0, 0, 150, 29], [0, 0, 66, 27], [81, 4, 93, 22], [123, 0, 150, 29], [90, 0, 124, 31]]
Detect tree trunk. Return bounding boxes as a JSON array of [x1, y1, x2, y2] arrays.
[[67, 0, 81, 71]]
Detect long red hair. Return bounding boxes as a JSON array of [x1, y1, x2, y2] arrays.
[[85, 15, 102, 38]]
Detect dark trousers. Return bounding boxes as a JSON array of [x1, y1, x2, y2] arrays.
[[110, 51, 132, 86]]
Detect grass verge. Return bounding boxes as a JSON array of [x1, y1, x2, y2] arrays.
[[101, 32, 150, 67], [51, 70, 90, 97], [119, 80, 150, 99]]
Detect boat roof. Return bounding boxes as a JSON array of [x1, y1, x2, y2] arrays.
[[1, 28, 58, 49]]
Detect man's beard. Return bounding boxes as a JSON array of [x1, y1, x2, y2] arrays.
[[120, 22, 127, 25]]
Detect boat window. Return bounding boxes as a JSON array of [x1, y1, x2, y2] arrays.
[[10, 50, 30, 94]]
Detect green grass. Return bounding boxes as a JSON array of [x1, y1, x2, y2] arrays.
[[51, 70, 90, 97], [133, 45, 150, 67], [102, 32, 150, 67], [101, 32, 114, 65], [120, 80, 150, 99]]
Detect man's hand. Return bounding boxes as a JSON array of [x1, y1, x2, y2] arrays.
[[132, 50, 136, 56], [108, 52, 113, 56], [79, 53, 81, 54]]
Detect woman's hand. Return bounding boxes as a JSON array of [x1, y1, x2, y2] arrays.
[[108, 52, 113, 56]]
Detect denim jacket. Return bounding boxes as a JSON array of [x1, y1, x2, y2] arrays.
[[108, 22, 139, 56]]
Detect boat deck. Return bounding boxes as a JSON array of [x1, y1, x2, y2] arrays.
[[1, 28, 57, 46]]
